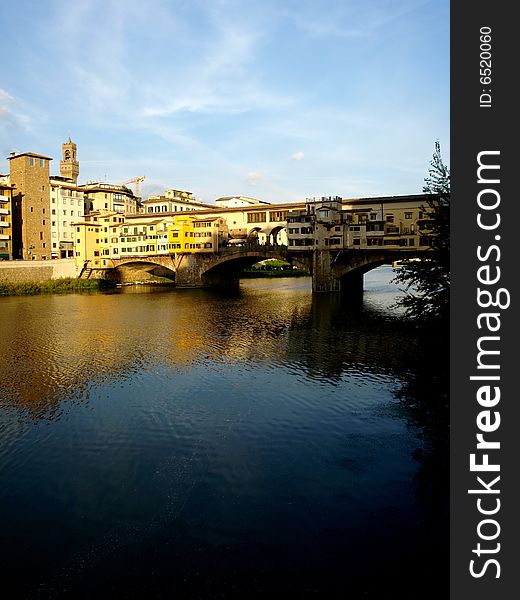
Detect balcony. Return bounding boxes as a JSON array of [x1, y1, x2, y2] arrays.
[[0, 208, 8, 215], [0, 234, 10, 240], [0, 220, 10, 228]]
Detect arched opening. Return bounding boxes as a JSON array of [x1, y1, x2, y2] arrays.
[[107, 261, 176, 284], [201, 249, 288, 287], [247, 227, 265, 246], [268, 225, 287, 246]]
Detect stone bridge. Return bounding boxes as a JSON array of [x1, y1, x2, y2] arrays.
[[102, 246, 289, 287], [86, 245, 427, 294], [309, 248, 425, 293]]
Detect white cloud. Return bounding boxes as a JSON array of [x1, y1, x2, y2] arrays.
[[0, 89, 14, 103], [245, 171, 262, 186], [291, 151, 305, 161]]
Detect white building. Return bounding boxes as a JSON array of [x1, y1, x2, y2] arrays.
[[50, 176, 85, 258], [142, 188, 213, 214]]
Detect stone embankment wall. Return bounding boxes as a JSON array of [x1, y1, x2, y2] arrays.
[[0, 259, 79, 283]]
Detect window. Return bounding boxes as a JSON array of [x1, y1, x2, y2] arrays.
[[370, 213, 377, 221], [386, 215, 394, 223], [30, 157, 34, 167], [247, 212, 266, 224], [405, 212, 413, 219], [40, 159, 44, 168], [269, 211, 288, 222]]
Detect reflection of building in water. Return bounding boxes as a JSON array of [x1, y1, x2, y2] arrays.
[[1, 281, 419, 424], [285, 293, 420, 382]]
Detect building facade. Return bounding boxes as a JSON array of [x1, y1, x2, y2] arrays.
[[287, 195, 430, 251], [50, 176, 85, 258], [142, 189, 213, 214], [74, 212, 229, 271], [81, 183, 140, 215], [0, 181, 13, 260], [8, 152, 53, 260]]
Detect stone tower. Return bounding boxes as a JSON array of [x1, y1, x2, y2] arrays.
[[8, 152, 52, 260], [60, 137, 79, 183]]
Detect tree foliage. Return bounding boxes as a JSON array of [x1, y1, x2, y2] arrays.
[[393, 142, 450, 323]]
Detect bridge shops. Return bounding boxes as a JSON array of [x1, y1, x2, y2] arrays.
[[71, 193, 437, 292], [287, 194, 433, 252]]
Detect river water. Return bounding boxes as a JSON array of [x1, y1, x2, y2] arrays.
[[0, 267, 448, 599]]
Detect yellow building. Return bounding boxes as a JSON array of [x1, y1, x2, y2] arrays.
[[0, 181, 14, 260], [74, 211, 125, 270], [167, 215, 228, 253]]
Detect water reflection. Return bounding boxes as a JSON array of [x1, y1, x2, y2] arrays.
[[0, 273, 416, 422], [0, 269, 447, 598]]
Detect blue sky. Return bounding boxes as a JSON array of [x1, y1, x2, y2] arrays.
[[0, 0, 449, 203]]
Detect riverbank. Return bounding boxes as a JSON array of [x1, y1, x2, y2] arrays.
[[0, 277, 115, 296]]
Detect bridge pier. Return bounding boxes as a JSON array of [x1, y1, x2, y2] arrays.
[[311, 250, 364, 297], [312, 250, 341, 292]]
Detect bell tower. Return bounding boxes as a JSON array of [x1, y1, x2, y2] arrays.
[[60, 136, 79, 183]]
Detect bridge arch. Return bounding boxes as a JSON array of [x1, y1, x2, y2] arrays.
[[106, 258, 177, 283], [200, 248, 288, 287], [315, 249, 425, 293]]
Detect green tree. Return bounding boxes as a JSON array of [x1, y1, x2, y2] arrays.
[[393, 142, 450, 323]]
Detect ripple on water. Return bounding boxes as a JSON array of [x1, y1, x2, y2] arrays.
[[0, 276, 444, 598]]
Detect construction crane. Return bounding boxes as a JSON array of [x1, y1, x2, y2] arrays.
[[120, 176, 146, 197]]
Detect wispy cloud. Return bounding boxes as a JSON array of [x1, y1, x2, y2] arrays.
[[0, 0, 449, 199], [245, 171, 262, 186], [0, 88, 34, 139]]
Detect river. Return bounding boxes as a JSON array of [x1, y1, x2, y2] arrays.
[[0, 266, 448, 599]]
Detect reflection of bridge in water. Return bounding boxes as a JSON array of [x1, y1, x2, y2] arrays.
[[97, 245, 423, 294]]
